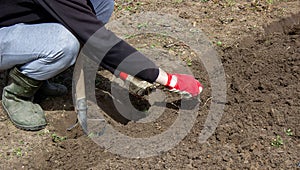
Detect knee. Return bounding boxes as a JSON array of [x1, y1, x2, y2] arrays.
[[92, 0, 114, 9], [103, 0, 115, 15], [106, 0, 115, 8], [59, 35, 80, 67], [101, 0, 114, 7], [92, 0, 115, 23], [54, 25, 80, 68]]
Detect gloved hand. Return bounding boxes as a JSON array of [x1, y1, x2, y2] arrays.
[[165, 73, 203, 98]]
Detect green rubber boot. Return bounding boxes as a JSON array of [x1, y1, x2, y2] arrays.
[[2, 67, 46, 131]]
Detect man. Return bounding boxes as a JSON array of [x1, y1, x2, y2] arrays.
[[0, 0, 203, 131]]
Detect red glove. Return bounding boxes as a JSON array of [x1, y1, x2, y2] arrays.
[[165, 73, 203, 98]]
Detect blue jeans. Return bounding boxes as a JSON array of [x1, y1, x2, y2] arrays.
[[0, 0, 114, 80], [90, 0, 115, 23]]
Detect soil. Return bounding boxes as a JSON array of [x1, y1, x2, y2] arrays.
[[0, 0, 300, 169]]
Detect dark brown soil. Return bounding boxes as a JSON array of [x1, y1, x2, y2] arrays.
[[0, 1, 299, 169]]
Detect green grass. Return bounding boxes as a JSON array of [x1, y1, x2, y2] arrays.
[[271, 135, 283, 147], [14, 147, 23, 157], [137, 23, 148, 29], [51, 133, 67, 143], [37, 128, 50, 136], [115, 0, 143, 12], [285, 128, 293, 136], [266, 0, 274, 4], [174, 0, 183, 3]]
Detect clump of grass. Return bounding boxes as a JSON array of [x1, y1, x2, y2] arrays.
[[14, 147, 23, 157], [186, 59, 193, 66], [266, 0, 274, 5], [285, 128, 293, 136], [51, 133, 67, 143], [137, 23, 147, 30], [174, 0, 183, 3], [37, 129, 50, 136], [115, 0, 143, 12], [216, 41, 222, 46], [271, 135, 283, 147], [225, 0, 235, 7]]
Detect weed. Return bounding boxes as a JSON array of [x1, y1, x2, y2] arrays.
[[37, 129, 50, 136], [285, 128, 293, 136], [14, 147, 23, 157], [125, 6, 133, 11], [124, 34, 136, 39], [271, 135, 283, 147], [174, 0, 183, 3], [51, 133, 67, 143], [225, 0, 235, 7], [150, 44, 156, 48], [117, 5, 123, 11], [186, 59, 193, 66], [266, 0, 274, 5], [19, 140, 24, 145], [115, 0, 142, 12], [216, 41, 222, 46], [137, 23, 147, 29]]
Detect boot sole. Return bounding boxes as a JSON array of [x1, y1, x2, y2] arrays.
[[2, 101, 47, 131]]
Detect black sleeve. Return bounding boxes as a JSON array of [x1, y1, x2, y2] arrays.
[[34, 0, 159, 82]]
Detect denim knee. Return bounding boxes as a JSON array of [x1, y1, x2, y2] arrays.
[[52, 24, 80, 69], [90, 0, 115, 23], [20, 24, 80, 80]]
